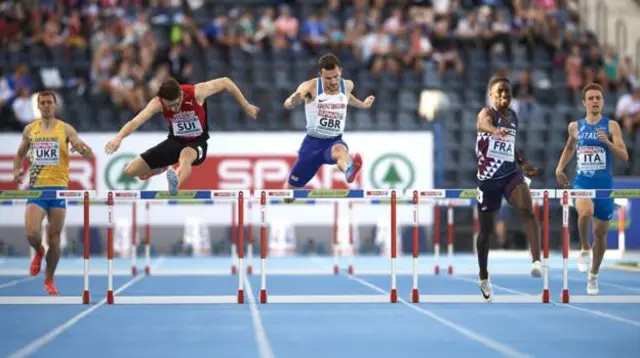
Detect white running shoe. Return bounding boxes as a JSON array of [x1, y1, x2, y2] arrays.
[[587, 273, 599, 295], [531, 260, 542, 277], [577, 250, 591, 273], [480, 279, 493, 302]]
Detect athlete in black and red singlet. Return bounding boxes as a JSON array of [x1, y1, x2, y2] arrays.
[[105, 78, 259, 194], [475, 77, 542, 302]]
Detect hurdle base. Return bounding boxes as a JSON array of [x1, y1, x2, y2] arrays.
[[107, 290, 114, 305], [333, 265, 339, 275], [247, 265, 253, 275], [82, 290, 90, 304], [561, 289, 570, 303], [131, 266, 137, 276], [447, 265, 454, 275], [542, 289, 550, 303], [390, 289, 398, 303], [260, 289, 267, 304], [434, 265, 440, 275], [348, 265, 354, 275], [237, 289, 244, 304], [411, 289, 419, 303], [144, 266, 150, 276], [231, 265, 237, 275]]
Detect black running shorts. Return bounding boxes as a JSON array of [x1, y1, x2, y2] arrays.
[[140, 138, 208, 170], [477, 169, 525, 213]]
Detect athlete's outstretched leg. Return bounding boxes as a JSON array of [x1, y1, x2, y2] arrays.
[[476, 210, 495, 281], [476, 209, 495, 302], [507, 183, 542, 275], [43, 208, 65, 295], [123, 156, 158, 178], [25, 204, 46, 276], [574, 198, 594, 272], [167, 147, 198, 195], [331, 143, 361, 183], [587, 218, 608, 295]]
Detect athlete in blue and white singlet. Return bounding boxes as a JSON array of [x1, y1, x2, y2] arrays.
[[556, 83, 628, 295], [283, 53, 375, 192]]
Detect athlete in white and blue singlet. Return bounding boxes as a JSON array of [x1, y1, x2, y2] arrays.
[[283, 53, 375, 194], [556, 83, 628, 295]]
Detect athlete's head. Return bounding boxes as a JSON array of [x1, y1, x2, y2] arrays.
[[582, 82, 604, 116], [488, 77, 511, 109], [157, 78, 182, 112], [318, 53, 342, 93], [37, 90, 57, 119]]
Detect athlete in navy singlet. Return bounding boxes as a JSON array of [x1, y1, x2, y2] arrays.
[[105, 78, 259, 195], [475, 77, 542, 302], [555, 83, 628, 295]]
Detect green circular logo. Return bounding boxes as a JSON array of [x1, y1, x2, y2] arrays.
[[370, 153, 415, 189], [104, 153, 149, 190]]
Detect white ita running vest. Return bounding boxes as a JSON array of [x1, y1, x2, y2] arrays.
[[304, 77, 348, 138]]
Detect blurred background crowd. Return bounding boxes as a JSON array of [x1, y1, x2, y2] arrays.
[[0, 0, 638, 190]]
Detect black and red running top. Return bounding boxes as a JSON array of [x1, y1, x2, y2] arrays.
[[160, 84, 209, 142]]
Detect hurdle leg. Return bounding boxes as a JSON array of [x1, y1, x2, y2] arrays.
[[411, 191, 419, 303], [259, 191, 268, 303], [144, 202, 151, 276], [107, 192, 114, 304], [390, 191, 398, 303], [131, 202, 137, 276], [82, 191, 91, 304], [237, 193, 245, 304], [561, 192, 570, 303], [348, 201, 354, 275], [447, 201, 454, 275], [542, 191, 550, 303], [333, 202, 339, 275], [433, 201, 441, 275]]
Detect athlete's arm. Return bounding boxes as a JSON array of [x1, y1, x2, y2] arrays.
[[12, 124, 31, 183], [64, 123, 94, 159], [117, 99, 162, 140], [195, 77, 258, 118], [555, 122, 577, 186], [476, 108, 507, 135], [105, 99, 161, 155], [345, 80, 375, 109], [284, 80, 314, 109], [603, 120, 629, 161]]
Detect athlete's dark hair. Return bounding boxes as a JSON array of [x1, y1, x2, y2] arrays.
[[488, 77, 510, 90], [582, 82, 604, 99], [318, 53, 341, 71], [157, 78, 181, 101], [37, 90, 57, 103]]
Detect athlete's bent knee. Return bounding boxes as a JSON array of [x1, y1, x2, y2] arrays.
[[25, 226, 40, 239], [518, 207, 535, 222]]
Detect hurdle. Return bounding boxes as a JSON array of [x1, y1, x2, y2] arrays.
[[258, 189, 398, 303]]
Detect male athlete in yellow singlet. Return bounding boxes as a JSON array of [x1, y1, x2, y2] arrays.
[[12, 90, 94, 295]]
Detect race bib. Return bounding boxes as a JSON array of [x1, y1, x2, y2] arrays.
[[315, 115, 344, 136], [30, 140, 60, 166], [487, 133, 515, 162], [171, 115, 203, 137], [577, 146, 606, 171]]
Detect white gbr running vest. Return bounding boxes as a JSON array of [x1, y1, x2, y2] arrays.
[[305, 77, 348, 138]]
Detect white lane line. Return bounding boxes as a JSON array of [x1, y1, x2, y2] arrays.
[[244, 276, 275, 358]]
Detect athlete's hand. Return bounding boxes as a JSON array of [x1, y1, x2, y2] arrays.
[[555, 169, 570, 187], [493, 127, 509, 136], [105, 137, 122, 155], [521, 163, 538, 177], [244, 104, 260, 120], [289, 92, 303, 107], [597, 129, 610, 145], [362, 95, 376, 108], [72, 141, 94, 159], [12, 167, 24, 184]]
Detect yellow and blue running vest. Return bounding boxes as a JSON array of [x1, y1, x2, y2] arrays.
[[27, 119, 69, 188]]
